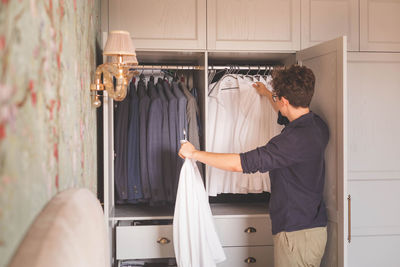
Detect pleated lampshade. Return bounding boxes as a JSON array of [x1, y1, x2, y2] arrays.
[[107, 55, 138, 65], [103, 31, 136, 57]]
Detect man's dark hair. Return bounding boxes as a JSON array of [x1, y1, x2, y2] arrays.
[[271, 65, 315, 108]]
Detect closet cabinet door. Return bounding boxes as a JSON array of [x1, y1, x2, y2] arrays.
[[301, 0, 359, 51], [347, 53, 400, 267], [297, 36, 347, 267], [108, 0, 206, 50], [360, 0, 400, 52], [207, 0, 300, 51]]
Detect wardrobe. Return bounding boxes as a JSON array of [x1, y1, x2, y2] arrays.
[[101, 0, 400, 266], [102, 43, 346, 267]]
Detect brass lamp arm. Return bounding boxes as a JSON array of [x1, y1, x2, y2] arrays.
[[92, 63, 138, 103]]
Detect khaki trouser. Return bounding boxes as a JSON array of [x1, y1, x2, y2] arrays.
[[273, 227, 327, 267]]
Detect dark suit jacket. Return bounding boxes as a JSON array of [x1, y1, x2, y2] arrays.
[[138, 79, 151, 200], [147, 79, 166, 204], [114, 89, 130, 201], [127, 82, 143, 202], [163, 80, 179, 199], [172, 81, 188, 196]]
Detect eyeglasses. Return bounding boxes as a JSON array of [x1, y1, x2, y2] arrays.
[[272, 94, 279, 102]]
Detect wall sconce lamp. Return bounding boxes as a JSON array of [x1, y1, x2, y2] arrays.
[[90, 31, 139, 108]]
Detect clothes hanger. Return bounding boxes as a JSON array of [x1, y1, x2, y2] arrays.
[[258, 66, 268, 84], [208, 65, 216, 85], [149, 66, 155, 83], [252, 66, 259, 81], [210, 67, 228, 84], [208, 65, 233, 95], [139, 72, 146, 82], [172, 70, 179, 82], [235, 65, 240, 75], [244, 65, 254, 81], [156, 67, 164, 86], [218, 64, 239, 91], [208, 66, 229, 95], [156, 67, 163, 82], [261, 65, 268, 80], [236, 65, 244, 79], [163, 69, 172, 83], [233, 65, 238, 76], [264, 66, 270, 77], [269, 66, 274, 76], [246, 65, 251, 75], [180, 66, 186, 84]]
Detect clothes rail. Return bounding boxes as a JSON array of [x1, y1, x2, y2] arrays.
[[209, 65, 276, 70], [131, 65, 277, 71], [132, 65, 202, 70]]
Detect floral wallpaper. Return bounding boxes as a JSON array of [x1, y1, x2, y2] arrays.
[[0, 0, 100, 265]]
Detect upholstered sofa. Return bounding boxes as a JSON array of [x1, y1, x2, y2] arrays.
[[8, 188, 109, 267]]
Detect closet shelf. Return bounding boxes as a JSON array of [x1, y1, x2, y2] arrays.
[[211, 202, 269, 218], [111, 202, 269, 221], [112, 204, 175, 221]]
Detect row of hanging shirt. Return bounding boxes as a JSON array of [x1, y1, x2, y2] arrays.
[[114, 71, 202, 205], [206, 67, 283, 196]]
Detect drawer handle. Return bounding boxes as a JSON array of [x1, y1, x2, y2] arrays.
[[244, 227, 257, 233], [244, 257, 256, 264], [157, 237, 171, 245]]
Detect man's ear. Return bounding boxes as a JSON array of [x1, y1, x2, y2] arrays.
[[281, 96, 290, 106]]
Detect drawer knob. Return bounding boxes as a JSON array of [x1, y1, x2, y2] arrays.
[[157, 237, 171, 245], [244, 227, 257, 233], [244, 257, 256, 264]]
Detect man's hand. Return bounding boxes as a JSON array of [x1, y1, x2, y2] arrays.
[[253, 81, 280, 112], [179, 141, 197, 159], [253, 82, 272, 97]]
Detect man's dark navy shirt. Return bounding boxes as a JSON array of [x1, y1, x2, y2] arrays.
[[240, 111, 329, 235]]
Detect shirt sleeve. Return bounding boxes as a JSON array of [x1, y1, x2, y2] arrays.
[[240, 141, 286, 174], [240, 130, 320, 174]]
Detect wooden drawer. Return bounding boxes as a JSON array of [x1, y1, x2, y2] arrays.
[[116, 225, 174, 260], [214, 217, 272, 246], [218, 246, 274, 267]]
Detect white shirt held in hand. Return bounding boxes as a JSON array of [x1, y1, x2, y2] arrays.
[[173, 157, 226, 267]]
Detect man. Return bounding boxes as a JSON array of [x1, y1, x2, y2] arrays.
[[179, 65, 329, 267]]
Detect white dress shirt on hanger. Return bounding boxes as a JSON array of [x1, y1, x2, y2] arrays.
[[206, 74, 282, 196]]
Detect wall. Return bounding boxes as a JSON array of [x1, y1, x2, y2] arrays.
[[0, 0, 100, 265]]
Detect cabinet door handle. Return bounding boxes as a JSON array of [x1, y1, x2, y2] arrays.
[[244, 257, 256, 264], [244, 227, 257, 233], [348, 194, 351, 243], [157, 237, 170, 245]]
